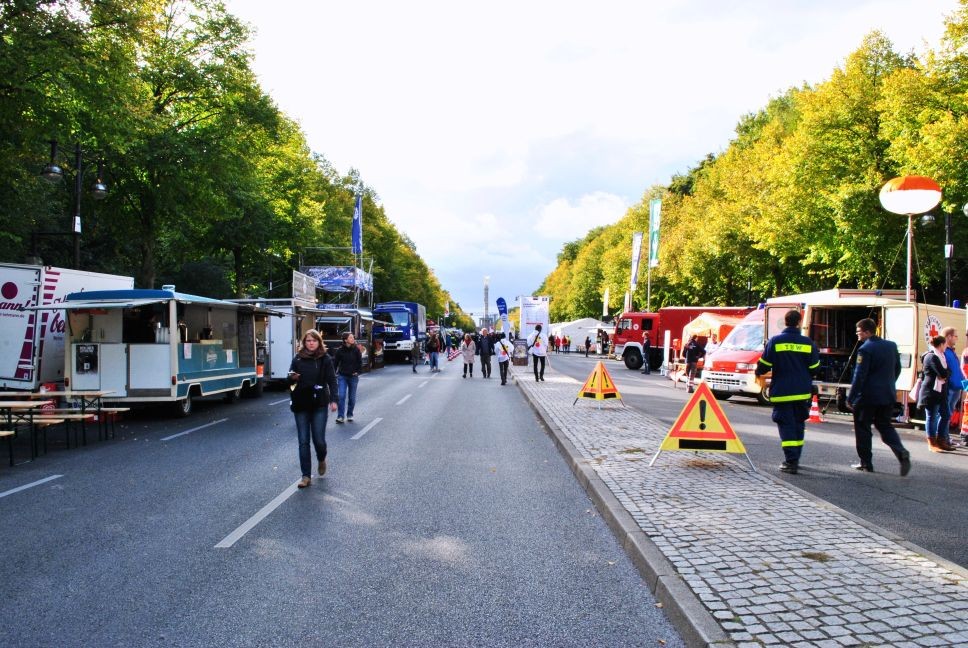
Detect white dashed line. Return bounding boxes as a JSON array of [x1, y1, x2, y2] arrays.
[[395, 394, 412, 406], [160, 418, 229, 441], [270, 398, 290, 406], [0, 474, 63, 499], [215, 481, 299, 548], [418, 381, 428, 389], [351, 417, 383, 440]]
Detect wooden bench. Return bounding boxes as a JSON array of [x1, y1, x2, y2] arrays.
[[96, 408, 130, 439], [37, 410, 100, 445], [26, 417, 65, 458], [0, 430, 14, 467]]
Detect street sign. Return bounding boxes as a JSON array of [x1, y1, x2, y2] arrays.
[[649, 381, 755, 470], [574, 361, 623, 405]]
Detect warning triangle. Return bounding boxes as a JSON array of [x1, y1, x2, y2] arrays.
[[658, 382, 746, 453], [574, 361, 622, 403]]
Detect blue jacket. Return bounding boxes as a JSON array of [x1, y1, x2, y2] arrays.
[[754, 326, 820, 402], [945, 347, 965, 388], [848, 336, 901, 407]]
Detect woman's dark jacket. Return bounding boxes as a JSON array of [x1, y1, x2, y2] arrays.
[[289, 352, 338, 412], [917, 351, 949, 409], [333, 343, 363, 376]]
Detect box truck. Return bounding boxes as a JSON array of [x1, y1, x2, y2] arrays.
[[0, 263, 133, 390], [701, 289, 966, 416]]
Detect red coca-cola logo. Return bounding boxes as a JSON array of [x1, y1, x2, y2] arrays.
[[1, 282, 17, 299]]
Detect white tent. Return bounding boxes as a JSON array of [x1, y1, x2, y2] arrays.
[[549, 317, 608, 351]]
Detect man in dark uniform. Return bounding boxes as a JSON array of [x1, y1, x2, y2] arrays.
[[754, 309, 820, 475], [640, 333, 652, 375], [847, 318, 911, 475]]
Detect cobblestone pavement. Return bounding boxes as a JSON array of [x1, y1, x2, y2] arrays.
[[513, 366, 968, 648]]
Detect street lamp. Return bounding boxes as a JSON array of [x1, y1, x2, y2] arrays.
[[879, 176, 943, 303], [36, 140, 107, 269], [919, 201, 968, 306]]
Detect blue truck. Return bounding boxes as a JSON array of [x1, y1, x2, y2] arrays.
[[373, 301, 427, 363]]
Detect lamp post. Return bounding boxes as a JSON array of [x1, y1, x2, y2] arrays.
[[878, 176, 943, 303], [943, 203, 968, 307], [38, 140, 106, 269]]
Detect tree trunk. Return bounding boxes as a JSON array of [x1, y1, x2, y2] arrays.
[[233, 245, 244, 298]]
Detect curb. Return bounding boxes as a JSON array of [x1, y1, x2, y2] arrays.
[[512, 371, 731, 648]]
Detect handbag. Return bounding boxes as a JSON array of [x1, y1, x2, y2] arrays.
[[908, 377, 922, 403]]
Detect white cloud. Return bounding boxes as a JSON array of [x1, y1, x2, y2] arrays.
[[534, 193, 628, 239]]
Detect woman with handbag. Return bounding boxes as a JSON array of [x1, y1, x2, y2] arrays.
[[288, 330, 339, 488], [918, 335, 954, 452]]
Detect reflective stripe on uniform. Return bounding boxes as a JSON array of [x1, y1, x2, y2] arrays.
[[770, 393, 811, 402], [775, 343, 814, 353], [758, 358, 773, 367], [808, 362, 820, 369], [781, 439, 805, 447]]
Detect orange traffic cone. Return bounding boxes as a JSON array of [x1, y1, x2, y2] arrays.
[[807, 395, 824, 423]]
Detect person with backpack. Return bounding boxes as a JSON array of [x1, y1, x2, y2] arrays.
[[528, 324, 548, 382]]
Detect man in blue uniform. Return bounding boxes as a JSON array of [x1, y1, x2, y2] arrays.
[[754, 309, 820, 474], [847, 318, 911, 475]]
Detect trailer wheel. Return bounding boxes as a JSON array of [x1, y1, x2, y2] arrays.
[[756, 386, 771, 406], [223, 388, 242, 403], [171, 393, 193, 418], [712, 390, 732, 401], [623, 349, 643, 371]]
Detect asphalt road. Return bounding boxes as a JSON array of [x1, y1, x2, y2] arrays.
[[549, 351, 968, 569], [0, 363, 684, 647]]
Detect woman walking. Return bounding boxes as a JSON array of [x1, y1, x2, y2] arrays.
[[288, 330, 338, 488], [460, 333, 477, 378]]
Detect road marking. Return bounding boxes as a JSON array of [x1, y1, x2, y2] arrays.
[[396, 394, 412, 406], [215, 481, 299, 548], [351, 417, 383, 440], [418, 380, 428, 388], [0, 474, 63, 499], [270, 397, 290, 406], [160, 418, 229, 442]]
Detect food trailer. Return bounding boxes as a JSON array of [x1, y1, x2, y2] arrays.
[[48, 286, 270, 416]]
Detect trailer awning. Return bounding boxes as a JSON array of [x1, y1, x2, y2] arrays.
[[27, 298, 168, 311]]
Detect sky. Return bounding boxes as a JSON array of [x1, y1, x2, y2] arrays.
[[223, 0, 960, 319]]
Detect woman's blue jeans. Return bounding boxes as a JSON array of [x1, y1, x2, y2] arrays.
[[294, 408, 327, 477], [337, 374, 358, 418], [924, 394, 950, 440]]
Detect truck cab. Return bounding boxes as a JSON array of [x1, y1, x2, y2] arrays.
[[373, 301, 427, 363]]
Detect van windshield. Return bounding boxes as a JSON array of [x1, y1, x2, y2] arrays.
[[719, 322, 764, 352]]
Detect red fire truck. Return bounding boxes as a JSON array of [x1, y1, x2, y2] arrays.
[[611, 306, 754, 371]]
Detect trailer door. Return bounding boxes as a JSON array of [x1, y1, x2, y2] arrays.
[[882, 304, 917, 391]]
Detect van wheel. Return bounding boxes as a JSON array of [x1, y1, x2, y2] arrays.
[[242, 380, 264, 398], [624, 350, 643, 371], [172, 394, 193, 418], [712, 390, 732, 401], [223, 388, 242, 403], [756, 387, 771, 406]]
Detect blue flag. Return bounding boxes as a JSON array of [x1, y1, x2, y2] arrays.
[[352, 194, 363, 255]]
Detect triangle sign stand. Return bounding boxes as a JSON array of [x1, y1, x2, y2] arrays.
[[649, 381, 756, 471], [573, 360, 624, 408]]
